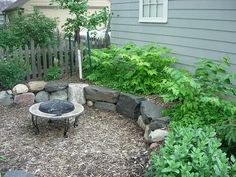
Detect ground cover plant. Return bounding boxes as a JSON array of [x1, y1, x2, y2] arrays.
[[161, 58, 236, 155], [84, 43, 176, 95], [0, 10, 57, 49], [146, 126, 236, 177]]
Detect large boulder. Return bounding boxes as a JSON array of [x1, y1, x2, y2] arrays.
[[27, 81, 47, 92], [85, 85, 120, 103], [0, 91, 13, 106], [94, 101, 116, 112], [45, 80, 68, 92], [140, 101, 163, 124], [50, 89, 68, 101], [4, 170, 36, 177], [35, 91, 49, 103], [68, 83, 88, 104], [12, 84, 29, 95], [14, 92, 35, 106], [144, 125, 168, 143], [116, 93, 146, 119]]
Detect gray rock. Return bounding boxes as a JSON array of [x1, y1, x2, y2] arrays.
[[4, 170, 36, 177], [137, 115, 146, 130], [94, 101, 116, 112], [50, 89, 68, 101], [27, 80, 47, 92], [45, 80, 68, 92], [35, 91, 49, 103], [85, 85, 120, 103], [68, 83, 89, 104], [0, 91, 13, 106], [87, 100, 93, 107], [12, 84, 29, 95], [116, 93, 146, 119], [149, 121, 165, 131], [140, 101, 163, 124], [14, 92, 35, 106], [144, 125, 168, 143]]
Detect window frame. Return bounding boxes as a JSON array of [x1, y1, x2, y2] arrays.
[[139, 0, 168, 23]]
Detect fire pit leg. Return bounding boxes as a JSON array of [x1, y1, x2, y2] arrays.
[[32, 115, 39, 134], [74, 116, 79, 128], [64, 118, 70, 138]]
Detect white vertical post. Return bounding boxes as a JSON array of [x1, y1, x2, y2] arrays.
[[77, 49, 83, 79]]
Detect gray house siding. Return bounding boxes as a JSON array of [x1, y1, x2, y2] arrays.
[[111, 0, 236, 72]]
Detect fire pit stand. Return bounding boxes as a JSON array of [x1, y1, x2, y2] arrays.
[[29, 102, 84, 138]]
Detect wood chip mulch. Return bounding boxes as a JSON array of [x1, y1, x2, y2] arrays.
[[0, 105, 149, 177]]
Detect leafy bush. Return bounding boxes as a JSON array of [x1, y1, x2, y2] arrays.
[[0, 57, 30, 89], [44, 66, 61, 81], [161, 58, 236, 151], [0, 10, 57, 49], [84, 43, 176, 95], [146, 126, 236, 177]]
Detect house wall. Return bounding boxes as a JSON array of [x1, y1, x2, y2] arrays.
[[11, 0, 110, 31], [111, 0, 236, 72]]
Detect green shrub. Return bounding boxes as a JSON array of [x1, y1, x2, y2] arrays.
[[84, 43, 176, 95], [0, 57, 30, 89], [0, 10, 57, 49], [44, 66, 61, 81], [146, 126, 236, 177], [161, 58, 236, 153]]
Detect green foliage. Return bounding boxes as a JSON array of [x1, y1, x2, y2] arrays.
[[146, 126, 236, 177], [52, 0, 109, 36], [161, 58, 236, 146], [44, 65, 61, 81], [83, 43, 176, 95], [0, 10, 57, 49], [0, 57, 30, 89]]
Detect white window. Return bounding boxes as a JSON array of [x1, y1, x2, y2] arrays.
[[139, 0, 168, 23]]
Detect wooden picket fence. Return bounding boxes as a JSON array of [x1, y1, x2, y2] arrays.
[[0, 40, 81, 81], [80, 35, 110, 49]]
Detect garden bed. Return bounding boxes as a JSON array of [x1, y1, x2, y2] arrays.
[[0, 105, 149, 177]]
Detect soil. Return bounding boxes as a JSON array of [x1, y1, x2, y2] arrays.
[[0, 105, 149, 177]]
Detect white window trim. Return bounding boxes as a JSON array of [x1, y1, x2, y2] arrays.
[[139, 0, 168, 23]]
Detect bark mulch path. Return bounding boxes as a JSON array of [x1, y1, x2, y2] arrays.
[[0, 105, 149, 177]]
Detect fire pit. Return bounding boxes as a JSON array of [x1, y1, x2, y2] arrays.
[[29, 100, 84, 138]]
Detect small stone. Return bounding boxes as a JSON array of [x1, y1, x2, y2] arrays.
[[94, 101, 116, 112], [0, 91, 13, 106], [35, 91, 49, 103], [27, 81, 47, 92], [137, 115, 146, 130], [12, 84, 29, 95], [6, 90, 12, 95], [149, 129, 168, 143], [87, 100, 93, 107], [14, 92, 35, 106], [50, 89, 68, 101], [149, 143, 158, 149]]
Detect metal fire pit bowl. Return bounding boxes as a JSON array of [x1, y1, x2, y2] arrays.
[[29, 100, 84, 138]]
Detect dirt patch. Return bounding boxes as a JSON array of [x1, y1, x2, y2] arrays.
[[0, 105, 148, 177]]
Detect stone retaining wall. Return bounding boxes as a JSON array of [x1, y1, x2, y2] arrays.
[[0, 81, 169, 144]]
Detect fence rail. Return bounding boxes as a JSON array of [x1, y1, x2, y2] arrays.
[[0, 36, 110, 81], [0, 40, 81, 81]]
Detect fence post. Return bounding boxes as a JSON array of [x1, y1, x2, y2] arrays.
[[77, 49, 83, 79]]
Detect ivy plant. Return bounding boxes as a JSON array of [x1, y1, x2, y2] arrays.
[[83, 43, 176, 95]]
